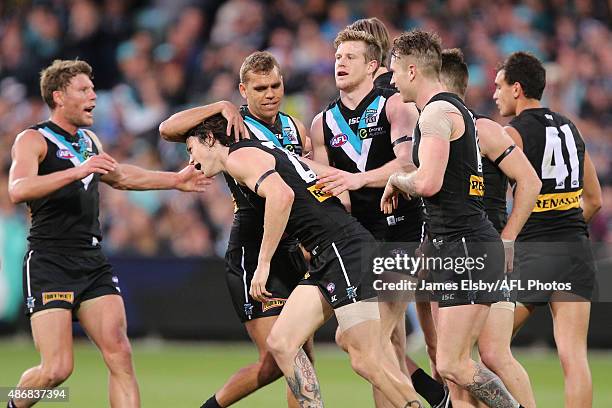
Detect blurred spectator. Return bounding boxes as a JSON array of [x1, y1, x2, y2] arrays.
[[0, 0, 609, 261]]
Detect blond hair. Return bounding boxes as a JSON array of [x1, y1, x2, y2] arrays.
[[334, 29, 382, 68], [347, 18, 390, 67]]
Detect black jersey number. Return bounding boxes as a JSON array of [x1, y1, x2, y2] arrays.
[[261, 141, 317, 183], [542, 125, 580, 190]]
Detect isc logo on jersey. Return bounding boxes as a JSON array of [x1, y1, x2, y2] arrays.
[[56, 149, 75, 160], [330, 134, 348, 147]]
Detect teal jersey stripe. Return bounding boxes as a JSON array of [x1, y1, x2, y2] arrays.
[[329, 105, 363, 154], [278, 113, 294, 145], [244, 116, 282, 147], [43, 126, 86, 163]]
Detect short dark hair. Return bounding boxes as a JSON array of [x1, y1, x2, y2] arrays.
[[391, 29, 442, 78], [187, 113, 233, 147], [440, 48, 468, 97], [347, 18, 390, 67], [240, 51, 281, 83], [498, 52, 546, 100], [40, 59, 93, 109], [334, 28, 382, 68]]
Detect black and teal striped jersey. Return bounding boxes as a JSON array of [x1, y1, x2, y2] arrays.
[[226, 108, 305, 248], [27, 121, 102, 252], [413, 93, 489, 238], [228, 139, 361, 253], [321, 87, 421, 229], [509, 108, 587, 240]]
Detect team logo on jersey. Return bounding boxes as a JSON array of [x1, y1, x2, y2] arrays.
[[532, 189, 582, 212], [330, 134, 348, 147], [282, 127, 298, 143], [56, 149, 75, 160], [42, 291, 74, 305], [469, 175, 485, 196], [307, 184, 333, 202], [364, 108, 379, 125], [262, 298, 286, 312]]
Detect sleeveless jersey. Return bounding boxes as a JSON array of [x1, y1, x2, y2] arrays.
[[228, 139, 359, 252], [321, 87, 421, 226], [412, 93, 487, 238], [226, 108, 304, 248], [27, 121, 102, 251], [475, 112, 509, 233], [509, 108, 587, 240]]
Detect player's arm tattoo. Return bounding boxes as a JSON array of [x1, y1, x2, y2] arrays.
[[465, 363, 519, 408], [285, 348, 323, 408], [390, 171, 420, 197]]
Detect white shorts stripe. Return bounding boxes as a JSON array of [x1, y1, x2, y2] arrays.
[[331, 242, 356, 303], [240, 247, 251, 319], [26, 250, 34, 313]]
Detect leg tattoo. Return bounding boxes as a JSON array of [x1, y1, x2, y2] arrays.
[[465, 363, 519, 408], [285, 348, 323, 408]]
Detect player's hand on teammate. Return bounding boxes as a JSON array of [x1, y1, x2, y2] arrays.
[[502, 239, 514, 274], [175, 165, 214, 192], [220, 101, 249, 142], [250, 263, 272, 302], [75, 152, 118, 179], [318, 169, 364, 196], [380, 178, 401, 214]]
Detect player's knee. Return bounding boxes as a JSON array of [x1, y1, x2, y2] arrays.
[[40, 361, 73, 386], [435, 355, 462, 384], [347, 348, 379, 382], [479, 346, 512, 373], [266, 331, 295, 358], [102, 336, 134, 370]]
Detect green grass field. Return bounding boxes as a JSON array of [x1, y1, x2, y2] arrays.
[[1, 339, 611, 407]]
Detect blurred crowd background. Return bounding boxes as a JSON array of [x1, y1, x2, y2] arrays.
[[0, 0, 610, 321]]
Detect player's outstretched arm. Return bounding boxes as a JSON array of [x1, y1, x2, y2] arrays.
[[85, 130, 211, 192], [478, 118, 541, 242], [581, 150, 602, 223], [159, 100, 248, 142], [226, 148, 294, 302], [8, 130, 117, 203], [318, 95, 419, 195]]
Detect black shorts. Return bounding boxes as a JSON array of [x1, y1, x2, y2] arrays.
[[22, 249, 120, 317], [359, 213, 424, 243], [515, 235, 596, 304], [226, 242, 307, 323], [424, 226, 506, 308], [301, 231, 377, 309]]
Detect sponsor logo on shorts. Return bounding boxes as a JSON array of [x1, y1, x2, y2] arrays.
[[532, 189, 582, 212], [330, 134, 348, 147], [307, 184, 332, 202], [331, 295, 338, 303], [262, 298, 286, 312], [244, 303, 253, 318], [469, 175, 484, 196], [326, 282, 336, 293], [42, 292, 74, 305], [56, 149, 75, 160], [303, 272, 310, 279]]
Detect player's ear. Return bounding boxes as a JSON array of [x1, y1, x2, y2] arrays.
[[512, 82, 522, 99], [52, 90, 64, 108], [239, 82, 247, 99]]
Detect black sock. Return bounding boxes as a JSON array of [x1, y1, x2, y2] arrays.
[[7, 399, 16, 408], [410, 368, 446, 406], [201, 395, 222, 408]]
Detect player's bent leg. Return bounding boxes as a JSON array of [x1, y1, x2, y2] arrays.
[[12, 309, 74, 408], [550, 301, 592, 408], [478, 302, 535, 408], [338, 299, 423, 407], [77, 295, 140, 408], [266, 285, 333, 407], [436, 304, 520, 408], [511, 302, 535, 338]]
